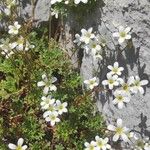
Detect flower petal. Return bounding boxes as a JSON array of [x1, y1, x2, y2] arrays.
[[118, 102, 124, 109], [22, 145, 28, 150], [113, 134, 119, 142], [121, 133, 129, 142], [107, 125, 116, 131], [114, 62, 119, 68], [140, 80, 148, 86], [125, 34, 131, 39], [8, 143, 17, 149], [43, 86, 49, 94], [17, 138, 24, 146], [125, 27, 131, 33], [118, 37, 125, 44], [117, 118, 123, 127], [37, 81, 45, 87], [113, 32, 119, 37]]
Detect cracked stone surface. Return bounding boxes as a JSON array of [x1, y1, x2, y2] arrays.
[[79, 0, 150, 137]]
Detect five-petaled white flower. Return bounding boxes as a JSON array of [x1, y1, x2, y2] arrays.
[[55, 100, 68, 115], [113, 26, 131, 44], [128, 76, 148, 94], [8, 138, 27, 150], [45, 111, 60, 126], [119, 79, 132, 96], [8, 21, 21, 35], [95, 136, 111, 150], [37, 74, 57, 94], [84, 141, 97, 150], [113, 90, 130, 109], [107, 62, 124, 76], [89, 39, 102, 56], [102, 74, 119, 90], [40, 95, 55, 110], [74, 0, 88, 4], [80, 28, 95, 44], [107, 118, 129, 142], [84, 77, 98, 90]]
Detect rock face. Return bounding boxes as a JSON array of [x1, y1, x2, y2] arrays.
[[21, 0, 50, 24], [8, 0, 150, 137], [79, 0, 150, 137]]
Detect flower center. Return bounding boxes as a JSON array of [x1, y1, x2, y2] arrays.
[[109, 79, 114, 84], [97, 141, 103, 147], [120, 32, 126, 38], [116, 127, 123, 135], [89, 80, 95, 85], [16, 146, 22, 150], [59, 105, 63, 110], [46, 99, 50, 104], [51, 115, 56, 121], [86, 33, 91, 38], [92, 43, 97, 48], [117, 96, 123, 101], [136, 140, 144, 148], [123, 84, 129, 91], [17, 38, 24, 45], [112, 68, 118, 73], [48, 106, 54, 112], [89, 145, 95, 150]]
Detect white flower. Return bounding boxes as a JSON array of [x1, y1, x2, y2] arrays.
[[84, 141, 97, 150], [128, 76, 148, 94], [74, 34, 81, 46], [95, 136, 111, 150], [102, 74, 119, 90], [51, 0, 62, 5], [55, 100, 68, 115], [84, 77, 98, 90], [12, 36, 34, 51], [40, 95, 55, 110], [4, 7, 11, 16], [89, 39, 102, 56], [8, 21, 21, 35], [8, 138, 27, 150], [107, 62, 124, 76], [45, 111, 60, 126], [51, 8, 59, 19], [113, 26, 131, 44], [74, 0, 88, 4], [37, 74, 57, 94], [107, 118, 129, 142], [113, 90, 130, 109], [0, 38, 15, 58], [144, 143, 150, 150], [80, 28, 95, 44], [119, 79, 132, 95], [43, 105, 57, 118]]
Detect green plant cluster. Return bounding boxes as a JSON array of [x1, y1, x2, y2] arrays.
[[0, 28, 105, 149]]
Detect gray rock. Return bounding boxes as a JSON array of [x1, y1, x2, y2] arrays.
[[79, 0, 150, 138]]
